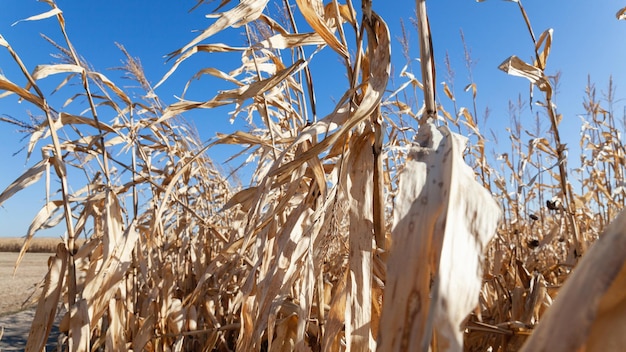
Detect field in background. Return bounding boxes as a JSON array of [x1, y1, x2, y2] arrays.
[[0, 237, 84, 253]]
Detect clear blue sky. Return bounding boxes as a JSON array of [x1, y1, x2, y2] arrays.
[[1, 0, 625, 238]]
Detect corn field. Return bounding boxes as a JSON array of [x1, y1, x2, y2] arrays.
[[1, 0, 626, 351]]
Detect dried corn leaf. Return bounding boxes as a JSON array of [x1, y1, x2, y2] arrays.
[[157, 0, 269, 87], [81, 222, 139, 327], [43, 112, 116, 133], [520, 210, 626, 352], [31, 63, 84, 80], [295, 0, 349, 58], [0, 158, 48, 207], [89, 71, 131, 104], [464, 82, 477, 99], [214, 59, 305, 102], [15, 200, 63, 271], [70, 299, 91, 352], [253, 32, 327, 50], [25, 243, 67, 352], [222, 186, 259, 212], [378, 122, 500, 351], [157, 44, 247, 89], [269, 12, 389, 179], [534, 28, 553, 69], [11, 7, 62, 26], [442, 82, 455, 101], [241, 205, 313, 350], [498, 55, 551, 96], [157, 59, 303, 125], [0, 75, 45, 107], [132, 314, 156, 352], [104, 299, 130, 351], [323, 2, 357, 26]]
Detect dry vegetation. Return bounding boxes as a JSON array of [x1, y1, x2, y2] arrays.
[[1, 0, 626, 351]]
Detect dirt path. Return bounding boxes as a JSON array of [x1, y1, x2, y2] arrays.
[[0, 252, 61, 350]]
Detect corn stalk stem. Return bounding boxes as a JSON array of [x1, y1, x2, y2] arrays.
[[416, 0, 436, 124]]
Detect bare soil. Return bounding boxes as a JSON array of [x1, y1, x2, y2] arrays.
[[0, 252, 50, 316]]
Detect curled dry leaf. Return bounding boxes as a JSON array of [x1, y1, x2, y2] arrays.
[[498, 55, 552, 97], [15, 200, 64, 271], [534, 28, 553, 69], [295, 0, 349, 59], [0, 158, 48, 207]]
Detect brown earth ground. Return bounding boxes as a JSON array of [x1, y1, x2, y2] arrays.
[[0, 251, 62, 350]]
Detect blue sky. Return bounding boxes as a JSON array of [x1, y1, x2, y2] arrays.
[[1, 0, 625, 238]]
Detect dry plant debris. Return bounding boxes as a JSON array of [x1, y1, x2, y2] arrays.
[[0, 0, 626, 351]]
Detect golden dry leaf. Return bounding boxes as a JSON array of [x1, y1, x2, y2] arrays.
[[133, 314, 157, 351], [159, 44, 247, 90], [15, 200, 64, 271], [157, 59, 304, 125], [378, 122, 501, 351], [89, 71, 131, 104], [442, 81, 455, 101], [464, 82, 477, 99], [82, 222, 139, 328], [268, 12, 390, 179], [0, 75, 45, 107], [520, 211, 626, 352], [0, 158, 48, 207], [31, 63, 83, 80], [39, 112, 116, 135], [324, 2, 356, 26], [215, 59, 305, 102], [222, 186, 259, 212], [25, 243, 67, 352], [253, 32, 327, 50], [534, 28, 553, 69], [156, 0, 269, 88], [295, 0, 349, 58], [106, 298, 127, 351], [498, 55, 551, 95], [70, 299, 91, 352]]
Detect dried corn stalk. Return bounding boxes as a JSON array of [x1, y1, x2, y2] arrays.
[[520, 210, 626, 352]]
